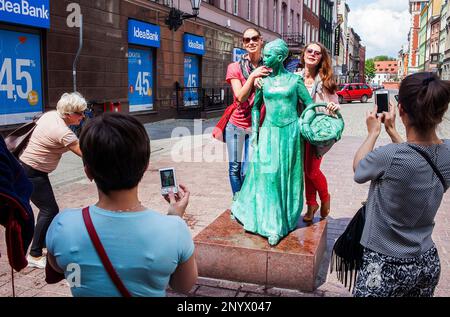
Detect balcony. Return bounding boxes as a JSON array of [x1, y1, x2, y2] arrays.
[[282, 33, 305, 48]]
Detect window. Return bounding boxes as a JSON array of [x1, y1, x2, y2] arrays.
[[297, 14, 300, 33], [233, 0, 238, 15], [273, 0, 278, 31], [290, 10, 294, 32], [248, 0, 251, 21]]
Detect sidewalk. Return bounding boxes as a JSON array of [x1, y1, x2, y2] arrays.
[[1, 117, 449, 297]]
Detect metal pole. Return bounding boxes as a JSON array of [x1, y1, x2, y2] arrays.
[[73, 15, 83, 92]]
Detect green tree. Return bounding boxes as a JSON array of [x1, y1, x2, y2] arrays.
[[365, 58, 376, 81], [373, 55, 396, 61]]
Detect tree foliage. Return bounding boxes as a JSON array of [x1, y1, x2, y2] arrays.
[[373, 55, 396, 61], [365, 58, 376, 81]]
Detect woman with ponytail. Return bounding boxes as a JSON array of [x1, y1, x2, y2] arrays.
[[352, 72, 450, 297]]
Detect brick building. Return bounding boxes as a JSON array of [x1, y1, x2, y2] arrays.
[[0, 0, 304, 129], [302, 0, 320, 44]]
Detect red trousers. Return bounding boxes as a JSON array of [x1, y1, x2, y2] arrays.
[[304, 142, 330, 206]]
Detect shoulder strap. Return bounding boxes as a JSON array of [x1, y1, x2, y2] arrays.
[[82, 207, 131, 297], [407, 145, 448, 192]]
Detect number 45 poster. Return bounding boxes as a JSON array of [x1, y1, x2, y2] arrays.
[[0, 29, 43, 125], [128, 48, 153, 112]]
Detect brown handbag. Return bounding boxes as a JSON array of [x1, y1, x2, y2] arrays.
[[4, 114, 41, 158]]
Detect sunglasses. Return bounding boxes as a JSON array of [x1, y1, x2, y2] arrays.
[[243, 36, 260, 44], [306, 48, 322, 57], [72, 111, 84, 116]]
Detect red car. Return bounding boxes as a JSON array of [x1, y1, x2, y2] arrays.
[[336, 83, 373, 104]]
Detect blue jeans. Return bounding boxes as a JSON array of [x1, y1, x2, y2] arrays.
[[225, 122, 251, 195]]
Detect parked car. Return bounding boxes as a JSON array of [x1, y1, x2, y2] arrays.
[[336, 83, 373, 104], [370, 83, 385, 91]]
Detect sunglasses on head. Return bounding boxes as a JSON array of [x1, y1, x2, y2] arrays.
[[243, 35, 260, 44], [306, 48, 322, 57]]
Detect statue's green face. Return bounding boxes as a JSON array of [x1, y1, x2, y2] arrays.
[[263, 49, 280, 68]]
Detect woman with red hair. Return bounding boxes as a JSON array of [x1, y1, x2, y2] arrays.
[[297, 42, 340, 222]]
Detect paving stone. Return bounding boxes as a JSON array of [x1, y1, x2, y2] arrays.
[[194, 286, 238, 297], [1, 115, 449, 297]]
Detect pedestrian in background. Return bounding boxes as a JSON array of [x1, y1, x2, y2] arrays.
[[20, 92, 86, 268], [297, 42, 340, 222], [353, 72, 450, 297], [46, 112, 197, 297], [225, 27, 271, 196]]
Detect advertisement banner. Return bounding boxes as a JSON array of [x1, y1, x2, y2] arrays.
[[0, 0, 50, 29], [183, 34, 205, 56], [184, 55, 199, 107], [128, 48, 154, 112], [233, 48, 247, 62], [128, 19, 160, 48], [0, 29, 43, 125], [334, 25, 340, 57]]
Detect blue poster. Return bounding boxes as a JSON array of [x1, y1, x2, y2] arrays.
[[0, 0, 50, 29], [233, 48, 247, 62], [0, 29, 43, 125], [184, 55, 199, 107], [128, 48, 154, 112]]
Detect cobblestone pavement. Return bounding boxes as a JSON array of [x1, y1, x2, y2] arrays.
[[1, 100, 449, 297]]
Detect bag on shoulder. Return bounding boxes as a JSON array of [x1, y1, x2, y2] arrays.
[[212, 102, 239, 142], [330, 203, 366, 292], [4, 114, 41, 158]]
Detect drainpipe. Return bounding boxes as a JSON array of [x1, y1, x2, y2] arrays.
[[73, 15, 83, 92]]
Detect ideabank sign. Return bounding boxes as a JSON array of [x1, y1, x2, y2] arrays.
[[0, 0, 50, 29], [183, 34, 205, 56], [128, 19, 160, 48]]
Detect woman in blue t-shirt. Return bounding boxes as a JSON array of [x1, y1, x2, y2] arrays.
[[45, 113, 197, 297]]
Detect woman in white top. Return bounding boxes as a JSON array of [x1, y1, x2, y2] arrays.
[[20, 92, 86, 268], [297, 42, 340, 222]]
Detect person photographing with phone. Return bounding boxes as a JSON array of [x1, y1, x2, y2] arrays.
[[352, 72, 450, 297], [45, 113, 197, 297]]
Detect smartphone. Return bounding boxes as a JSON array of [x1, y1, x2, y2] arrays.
[[159, 167, 179, 195], [375, 90, 389, 114]]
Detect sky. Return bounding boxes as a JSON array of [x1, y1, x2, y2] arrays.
[[346, 0, 411, 59]]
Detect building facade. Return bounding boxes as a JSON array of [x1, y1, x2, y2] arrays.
[[303, 0, 320, 44], [0, 0, 306, 128], [408, 0, 429, 74], [319, 0, 333, 52], [373, 60, 399, 85], [442, 0, 450, 79]]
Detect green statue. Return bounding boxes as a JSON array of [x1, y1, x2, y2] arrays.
[[231, 39, 314, 246]]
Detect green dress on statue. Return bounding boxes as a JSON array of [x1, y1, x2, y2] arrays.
[[231, 39, 314, 246]]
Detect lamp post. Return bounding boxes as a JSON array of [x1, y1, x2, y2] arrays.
[[165, 0, 201, 31]]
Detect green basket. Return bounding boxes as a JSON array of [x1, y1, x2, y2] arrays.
[[300, 103, 345, 146]]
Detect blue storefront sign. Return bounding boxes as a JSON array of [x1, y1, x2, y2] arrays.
[[183, 34, 205, 56], [233, 48, 247, 62], [128, 48, 154, 112], [184, 55, 199, 107], [128, 19, 160, 48], [0, 0, 50, 29], [0, 29, 43, 125]]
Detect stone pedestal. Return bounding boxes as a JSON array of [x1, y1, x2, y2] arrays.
[[194, 210, 327, 292]]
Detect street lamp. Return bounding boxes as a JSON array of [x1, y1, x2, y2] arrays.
[[165, 0, 201, 31]]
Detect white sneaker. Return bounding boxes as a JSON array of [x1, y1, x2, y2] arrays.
[[27, 255, 46, 269]]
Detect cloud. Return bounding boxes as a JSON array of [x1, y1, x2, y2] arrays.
[[347, 0, 410, 58]]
